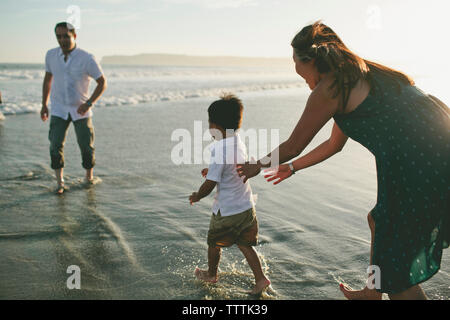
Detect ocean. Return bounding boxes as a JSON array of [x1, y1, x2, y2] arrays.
[[0, 63, 448, 299]]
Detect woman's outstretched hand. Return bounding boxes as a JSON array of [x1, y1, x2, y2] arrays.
[[264, 164, 292, 185], [236, 159, 261, 183]]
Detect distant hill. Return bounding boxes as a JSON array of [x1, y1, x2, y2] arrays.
[[101, 53, 291, 68]]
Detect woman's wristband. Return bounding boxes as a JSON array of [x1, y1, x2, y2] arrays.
[[288, 162, 296, 175]]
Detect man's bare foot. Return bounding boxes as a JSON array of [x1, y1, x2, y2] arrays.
[[340, 284, 382, 300], [250, 278, 271, 295], [55, 183, 65, 195], [86, 169, 94, 183], [194, 267, 218, 283]]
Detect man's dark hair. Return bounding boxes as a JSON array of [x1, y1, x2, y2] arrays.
[[208, 93, 244, 131], [54, 22, 76, 34]]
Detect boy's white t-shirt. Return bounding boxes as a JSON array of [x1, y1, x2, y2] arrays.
[[206, 134, 255, 217]]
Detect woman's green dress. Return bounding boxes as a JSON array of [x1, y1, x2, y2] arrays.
[[333, 72, 449, 294]]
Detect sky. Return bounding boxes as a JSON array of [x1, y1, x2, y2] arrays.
[[0, 0, 449, 79]]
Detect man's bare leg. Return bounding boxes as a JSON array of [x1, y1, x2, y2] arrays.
[[55, 168, 64, 194], [86, 168, 94, 183]]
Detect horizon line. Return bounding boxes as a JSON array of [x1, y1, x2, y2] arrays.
[[0, 52, 292, 65]]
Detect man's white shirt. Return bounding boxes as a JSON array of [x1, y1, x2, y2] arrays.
[[45, 47, 103, 121]]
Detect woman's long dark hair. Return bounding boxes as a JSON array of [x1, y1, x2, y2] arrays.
[[291, 21, 415, 110]]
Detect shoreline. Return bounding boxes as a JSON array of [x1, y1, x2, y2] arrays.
[[0, 85, 307, 117]]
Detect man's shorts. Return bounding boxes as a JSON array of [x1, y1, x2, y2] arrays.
[[207, 207, 258, 248]]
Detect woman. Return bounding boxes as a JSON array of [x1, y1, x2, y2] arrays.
[[237, 21, 449, 299]]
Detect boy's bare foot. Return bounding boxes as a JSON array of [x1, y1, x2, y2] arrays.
[[339, 284, 382, 300], [194, 267, 218, 283], [250, 278, 271, 295]]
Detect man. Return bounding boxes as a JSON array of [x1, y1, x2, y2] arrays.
[[41, 22, 107, 194]]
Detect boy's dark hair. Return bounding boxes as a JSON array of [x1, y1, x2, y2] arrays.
[[54, 22, 76, 34], [208, 94, 244, 131]]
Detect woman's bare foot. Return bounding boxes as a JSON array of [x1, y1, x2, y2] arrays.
[[340, 284, 382, 300], [194, 267, 218, 283], [250, 278, 271, 295]]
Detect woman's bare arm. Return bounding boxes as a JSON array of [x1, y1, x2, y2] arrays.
[[291, 121, 348, 171], [237, 78, 340, 182], [264, 122, 348, 185]]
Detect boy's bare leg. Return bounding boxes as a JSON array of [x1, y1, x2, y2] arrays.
[[238, 245, 270, 294], [195, 246, 221, 283], [340, 212, 382, 300]]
